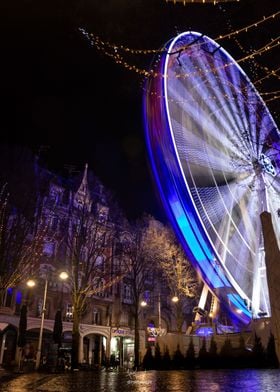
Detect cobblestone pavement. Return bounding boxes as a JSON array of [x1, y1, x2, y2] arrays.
[[0, 372, 58, 392], [1, 369, 280, 392], [0, 370, 159, 391]]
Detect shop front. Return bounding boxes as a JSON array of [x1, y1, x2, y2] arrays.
[[110, 328, 134, 369]]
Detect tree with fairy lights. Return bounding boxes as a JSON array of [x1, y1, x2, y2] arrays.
[[147, 222, 199, 333]]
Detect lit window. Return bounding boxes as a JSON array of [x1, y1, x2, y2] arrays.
[[66, 304, 73, 321]]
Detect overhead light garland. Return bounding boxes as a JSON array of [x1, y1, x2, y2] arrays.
[[80, 27, 280, 80], [81, 11, 279, 56], [165, 0, 240, 4], [217, 1, 279, 97], [254, 67, 280, 86], [79, 10, 279, 106], [217, 11, 279, 42]]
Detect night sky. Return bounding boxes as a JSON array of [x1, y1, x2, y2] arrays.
[[1, 0, 279, 220]]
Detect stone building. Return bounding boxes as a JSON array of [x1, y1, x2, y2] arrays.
[[0, 160, 195, 369]]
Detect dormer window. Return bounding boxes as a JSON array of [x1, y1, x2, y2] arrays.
[[97, 204, 109, 223], [49, 185, 63, 204]]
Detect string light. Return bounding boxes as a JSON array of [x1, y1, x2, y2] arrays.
[[79, 11, 279, 56], [81, 26, 280, 83], [264, 95, 280, 103], [216, 11, 279, 42], [79, 11, 279, 107], [259, 90, 280, 96], [237, 37, 280, 64], [253, 67, 280, 85], [165, 0, 240, 3]]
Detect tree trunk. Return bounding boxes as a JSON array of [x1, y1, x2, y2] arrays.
[[134, 312, 140, 370], [0, 288, 5, 307], [71, 310, 80, 370]]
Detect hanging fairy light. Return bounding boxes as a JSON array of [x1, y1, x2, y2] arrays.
[[79, 11, 279, 57], [165, 0, 240, 4]]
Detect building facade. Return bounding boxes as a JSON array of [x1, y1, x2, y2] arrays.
[[0, 162, 195, 369]]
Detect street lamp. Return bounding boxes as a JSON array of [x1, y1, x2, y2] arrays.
[[172, 295, 179, 303], [27, 270, 68, 370], [26, 279, 36, 288], [59, 271, 69, 281]]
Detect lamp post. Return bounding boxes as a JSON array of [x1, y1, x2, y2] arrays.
[[35, 277, 48, 370], [27, 271, 68, 370], [141, 293, 181, 339], [141, 295, 162, 329], [158, 292, 161, 330], [141, 292, 170, 337]]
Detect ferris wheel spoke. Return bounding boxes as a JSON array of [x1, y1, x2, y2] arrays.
[[207, 53, 252, 148], [169, 84, 250, 167], [268, 175, 280, 194], [175, 134, 243, 184], [177, 53, 232, 123], [190, 54, 250, 150], [257, 112, 279, 158], [192, 175, 254, 247]]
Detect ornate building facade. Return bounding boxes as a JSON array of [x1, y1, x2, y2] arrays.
[[0, 161, 195, 369]]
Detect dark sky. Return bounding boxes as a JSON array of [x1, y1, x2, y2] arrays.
[[1, 0, 279, 220]]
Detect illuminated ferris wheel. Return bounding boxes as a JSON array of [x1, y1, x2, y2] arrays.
[[143, 31, 280, 324]]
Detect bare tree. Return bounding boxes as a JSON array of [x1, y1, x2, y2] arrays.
[[120, 215, 164, 369], [0, 184, 49, 306], [59, 197, 127, 369]]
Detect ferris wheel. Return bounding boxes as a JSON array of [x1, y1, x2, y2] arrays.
[[143, 31, 280, 324]]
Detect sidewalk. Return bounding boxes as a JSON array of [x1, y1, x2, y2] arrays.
[[0, 366, 20, 383]]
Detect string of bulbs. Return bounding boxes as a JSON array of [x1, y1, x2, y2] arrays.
[[79, 10, 279, 105]]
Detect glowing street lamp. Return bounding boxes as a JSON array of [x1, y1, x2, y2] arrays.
[[59, 271, 69, 281], [171, 295, 179, 303], [26, 279, 36, 288]]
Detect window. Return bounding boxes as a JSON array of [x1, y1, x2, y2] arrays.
[[15, 290, 22, 314], [43, 241, 54, 257], [97, 204, 108, 223], [123, 284, 132, 304], [96, 279, 105, 297], [49, 185, 62, 204], [37, 298, 43, 317], [66, 304, 73, 321], [4, 288, 13, 307], [143, 290, 151, 305], [96, 255, 105, 272], [51, 216, 59, 231], [93, 308, 100, 325]]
